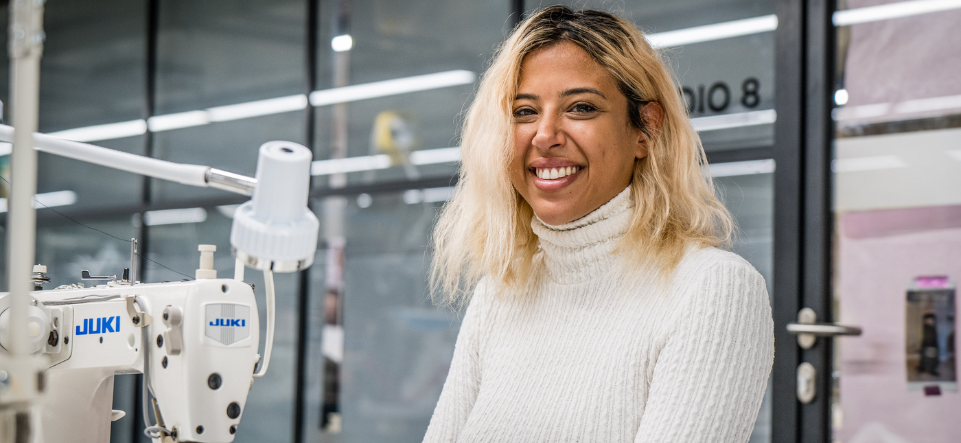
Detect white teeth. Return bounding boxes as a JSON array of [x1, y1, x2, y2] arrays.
[[535, 166, 580, 180]]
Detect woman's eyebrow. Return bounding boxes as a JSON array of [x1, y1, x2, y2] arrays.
[[561, 87, 606, 99], [514, 93, 538, 101]]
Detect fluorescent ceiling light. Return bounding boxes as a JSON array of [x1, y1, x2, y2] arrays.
[[421, 186, 456, 203], [142, 207, 208, 226], [147, 110, 210, 132], [47, 119, 147, 143], [207, 94, 308, 122], [216, 204, 240, 219], [894, 93, 961, 114], [402, 189, 422, 205], [30, 70, 475, 142], [309, 70, 476, 107], [356, 193, 373, 208], [832, 155, 908, 173], [310, 154, 391, 176], [409, 147, 461, 165], [835, 89, 849, 106], [833, 103, 891, 121], [833, 0, 961, 26], [0, 190, 78, 213], [647, 15, 778, 48], [708, 159, 775, 177], [331, 34, 353, 52], [34, 190, 78, 208], [402, 186, 456, 205], [691, 109, 777, 132]]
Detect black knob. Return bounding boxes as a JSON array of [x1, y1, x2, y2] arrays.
[[207, 373, 222, 390], [47, 330, 59, 347], [196, 425, 204, 434], [156, 335, 164, 348], [229, 425, 237, 435], [226, 402, 241, 419]]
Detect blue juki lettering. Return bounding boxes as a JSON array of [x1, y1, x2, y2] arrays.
[[76, 318, 89, 336], [210, 318, 246, 327]]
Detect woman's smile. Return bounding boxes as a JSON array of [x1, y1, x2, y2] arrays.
[[529, 157, 584, 190]]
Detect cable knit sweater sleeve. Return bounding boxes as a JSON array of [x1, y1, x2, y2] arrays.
[[634, 257, 774, 443], [422, 284, 486, 442]]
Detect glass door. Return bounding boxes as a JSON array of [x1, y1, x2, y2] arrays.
[[830, 2, 961, 442]]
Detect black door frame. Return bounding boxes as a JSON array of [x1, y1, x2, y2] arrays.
[[772, 0, 836, 442]]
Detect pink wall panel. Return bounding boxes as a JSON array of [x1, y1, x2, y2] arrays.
[[837, 205, 961, 442]]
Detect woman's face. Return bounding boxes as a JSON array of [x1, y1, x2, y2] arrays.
[[510, 41, 649, 226]]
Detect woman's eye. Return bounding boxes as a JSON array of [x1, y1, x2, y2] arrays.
[[513, 108, 536, 118], [570, 103, 598, 114]]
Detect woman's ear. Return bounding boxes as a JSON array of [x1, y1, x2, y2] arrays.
[[635, 102, 664, 159]]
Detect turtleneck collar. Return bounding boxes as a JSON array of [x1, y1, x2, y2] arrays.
[[530, 187, 634, 284]]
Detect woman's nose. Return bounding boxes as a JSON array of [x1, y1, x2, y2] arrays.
[[531, 114, 564, 150]]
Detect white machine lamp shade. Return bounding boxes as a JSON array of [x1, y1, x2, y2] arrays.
[[231, 141, 319, 272]]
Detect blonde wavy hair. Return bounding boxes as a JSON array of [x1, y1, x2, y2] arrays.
[[430, 6, 733, 307]]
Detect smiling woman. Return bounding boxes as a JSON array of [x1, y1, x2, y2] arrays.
[[425, 5, 774, 443]]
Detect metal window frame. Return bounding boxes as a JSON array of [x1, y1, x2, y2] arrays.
[[772, 0, 835, 442]]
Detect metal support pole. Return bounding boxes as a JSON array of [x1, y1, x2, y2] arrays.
[[2, 2, 46, 439]]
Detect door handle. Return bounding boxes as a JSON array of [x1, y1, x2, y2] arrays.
[[786, 323, 862, 336], [786, 307, 862, 349]]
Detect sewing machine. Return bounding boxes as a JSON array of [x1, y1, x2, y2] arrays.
[[0, 133, 319, 443], [0, 3, 319, 439]]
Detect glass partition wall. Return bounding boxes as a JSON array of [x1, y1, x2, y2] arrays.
[[830, 3, 961, 442], [0, 1, 779, 442]]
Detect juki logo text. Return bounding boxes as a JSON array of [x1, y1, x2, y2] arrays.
[[75, 316, 121, 336], [210, 318, 246, 327]]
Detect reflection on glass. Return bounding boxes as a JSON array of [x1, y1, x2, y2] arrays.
[[310, 0, 510, 187], [714, 169, 774, 443], [150, 0, 307, 204], [302, 193, 460, 443], [0, 0, 149, 210], [528, 0, 776, 152], [832, 3, 961, 442]]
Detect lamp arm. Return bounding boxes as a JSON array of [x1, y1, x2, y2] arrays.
[[0, 124, 257, 196]]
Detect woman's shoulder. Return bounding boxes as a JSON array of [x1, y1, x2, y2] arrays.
[[671, 246, 767, 294], [677, 246, 760, 277]]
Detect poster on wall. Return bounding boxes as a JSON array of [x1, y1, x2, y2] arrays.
[[906, 277, 957, 394]]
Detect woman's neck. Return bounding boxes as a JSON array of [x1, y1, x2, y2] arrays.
[[530, 187, 634, 284]]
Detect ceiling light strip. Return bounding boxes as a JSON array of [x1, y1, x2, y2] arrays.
[[832, 155, 909, 173], [142, 207, 208, 226], [47, 119, 147, 143], [309, 70, 476, 107], [833, 0, 961, 26], [708, 159, 776, 177], [690, 109, 777, 132], [0, 190, 78, 213], [647, 15, 778, 48]]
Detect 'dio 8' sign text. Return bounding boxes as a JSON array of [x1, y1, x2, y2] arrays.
[[681, 78, 761, 115]]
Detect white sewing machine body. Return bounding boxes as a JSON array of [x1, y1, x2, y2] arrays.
[[0, 276, 261, 443]]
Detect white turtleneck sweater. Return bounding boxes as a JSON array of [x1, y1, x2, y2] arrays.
[[423, 188, 774, 443]]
